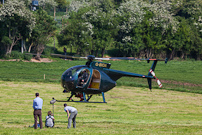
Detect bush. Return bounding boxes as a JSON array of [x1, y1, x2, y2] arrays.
[[0, 50, 6, 58], [24, 53, 33, 61], [43, 47, 54, 56], [107, 49, 121, 57], [3, 51, 33, 61], [10, 51, 24, 59]]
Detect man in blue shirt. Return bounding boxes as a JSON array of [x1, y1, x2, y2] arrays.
[[33, 93, 43, 129]]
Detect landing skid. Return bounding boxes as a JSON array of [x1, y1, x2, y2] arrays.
[[56, 100, 107, 103], [50, 92, 107, 104]]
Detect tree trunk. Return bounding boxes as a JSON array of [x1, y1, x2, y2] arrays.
[[35, 44, 44, 60], [180, 51, 184, 59], [66, 7, 68, 13], [28, 42, 33, 53], [197, 52, 200, 60], [101, 48, 105, 58], [70, 45, 72, 54], [91, 50, 94, 55], [53, 37, 55, 50], [95, 49, 98, 57], [169, 49, 175, 60], [21, 39, 24, 54], [54, 7, 56, 19], [23, 40, 27, 52]]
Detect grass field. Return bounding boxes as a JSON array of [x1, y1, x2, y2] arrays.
[[0, 59, 202, 93], [0, 59, 202, 134], [0, 81, 202, 134]]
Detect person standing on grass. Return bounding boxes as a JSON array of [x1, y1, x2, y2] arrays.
[[64, 103, 78, 129], [33, 93, 43, 129]]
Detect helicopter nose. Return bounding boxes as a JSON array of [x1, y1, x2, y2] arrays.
[[61, 75, 74, 91], [61, 76, 66, 89]]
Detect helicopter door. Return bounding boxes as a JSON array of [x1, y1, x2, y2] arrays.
[[88, 69, 101, 90], [76, 69, 91, 88]]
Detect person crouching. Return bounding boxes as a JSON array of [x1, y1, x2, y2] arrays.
[[45, 111, 54, 128]]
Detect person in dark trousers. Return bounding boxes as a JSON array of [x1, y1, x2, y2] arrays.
[[63, 47, 67, 55], [64, 103, 78, 129], [33, 93, 43, 129], [63, 47, 67, 59]]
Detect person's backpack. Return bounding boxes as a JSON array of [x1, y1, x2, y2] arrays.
[[45, 115, 54, 127]]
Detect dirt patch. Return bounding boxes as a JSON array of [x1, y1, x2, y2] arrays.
[[0, 58, 53, 63], [0, 59, 21, 62], [29, 58, 53, 63], [161, 80, 202, 87]]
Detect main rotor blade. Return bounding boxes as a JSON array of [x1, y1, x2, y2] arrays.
[[94, 57, 166, 61]]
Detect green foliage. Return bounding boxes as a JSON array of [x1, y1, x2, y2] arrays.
[[24, 53, 32, 61], [55, 0, 68, 8], [43, 47, 54, 55], [1, 36, 12, 45], [10, 51, 24, 59], [0, 0, 202, 60], [0, 0, 35, 54], [2, 51, 33, 61], [29, 8, 57, 58]]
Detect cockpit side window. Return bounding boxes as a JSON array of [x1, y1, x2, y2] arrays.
[[72, 69, 78, 77], [77, 69, 90, 87]]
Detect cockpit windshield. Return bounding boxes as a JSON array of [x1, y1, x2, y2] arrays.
[[62, 66, 84, 78]]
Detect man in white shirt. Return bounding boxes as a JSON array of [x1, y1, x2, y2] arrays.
[[64, 103, 78, 128]]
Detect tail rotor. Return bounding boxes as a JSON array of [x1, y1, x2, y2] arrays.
[[149, 69, 162, 88]]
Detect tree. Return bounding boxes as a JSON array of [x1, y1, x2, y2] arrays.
[[57, 7, 94, 55], [29, 9, 56, 59], [60, 0, 117, 57], [55, 0, 68, 8], [0, 0, 35, 55], [114, 0, 149, 57], [172, 0, 202, 59], [37, 0, 58, 8]]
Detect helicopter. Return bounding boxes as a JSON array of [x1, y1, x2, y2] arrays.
[[50, 55, 167, 104]]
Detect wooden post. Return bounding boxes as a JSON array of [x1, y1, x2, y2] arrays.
[[44, 74, 45, 80]]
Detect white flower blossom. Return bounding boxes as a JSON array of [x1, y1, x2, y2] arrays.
[[38, 0, 58, 7], [116, 0, 147, 33], [149, 0, 179, 34], [122, 36, 132, 42], [0, 0, 35, 34]]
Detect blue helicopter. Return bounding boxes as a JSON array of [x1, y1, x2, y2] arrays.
[[50, 55, 167, 103]]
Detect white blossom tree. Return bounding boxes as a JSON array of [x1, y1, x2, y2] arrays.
[[34, 0, 58, 8], [0, 0, 35, 54], [148, 0, 179, 35]]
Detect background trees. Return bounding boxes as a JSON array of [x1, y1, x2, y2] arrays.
[[0, 0, 202, 60], [0, 0, 57, 59], [0, 0, 35, 55], [29, 9, 56, 59]]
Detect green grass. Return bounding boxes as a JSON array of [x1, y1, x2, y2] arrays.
[[0, 81, 202, 134], [0, 59, 202, 93]]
